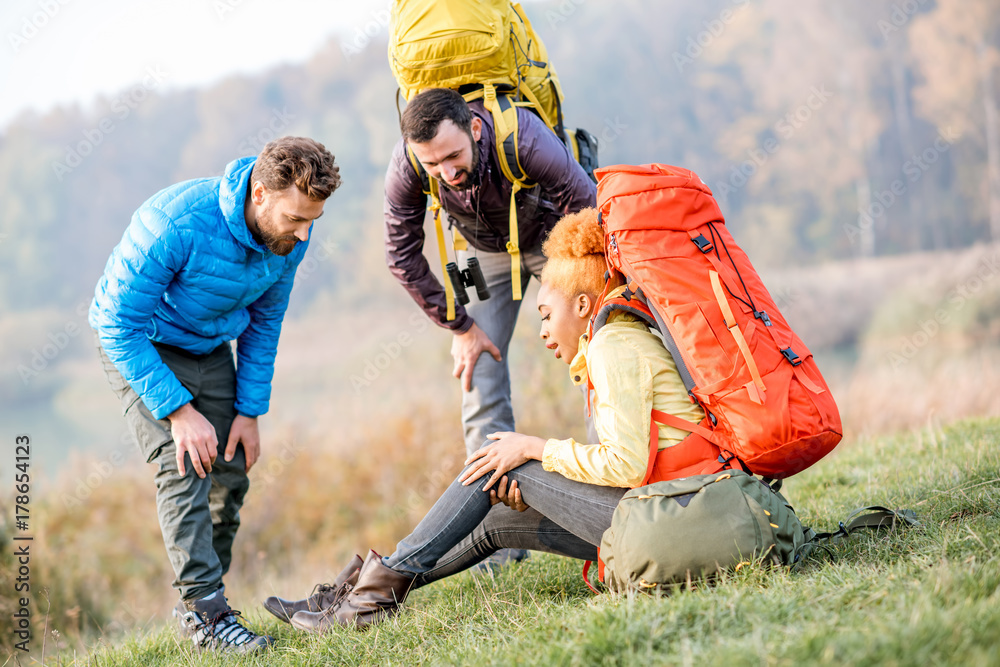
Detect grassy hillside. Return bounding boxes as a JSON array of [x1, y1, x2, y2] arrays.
[[10, 416, 999, 665]]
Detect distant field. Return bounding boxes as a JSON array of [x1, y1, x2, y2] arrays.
[[5, 415, 998, 665]]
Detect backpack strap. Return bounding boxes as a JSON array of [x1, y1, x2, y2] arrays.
[[794, 506, 920, 564], [406, 145, 457, 321], [405, 144, 467, 317], [592, 284, 698, 396], [406, 143, 431, 196], [427, 179, 458, 322], [479, 84, 540, 303], [581, 559, 601, 594], [709, 269, 767, 403]]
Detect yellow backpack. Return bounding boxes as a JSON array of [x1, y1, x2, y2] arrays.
[[389, 0, 597, 319]]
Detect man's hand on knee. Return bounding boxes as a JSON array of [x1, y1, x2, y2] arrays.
[[168, 403, 218, 478], [451, 322, 502, 392], [225, 415, 260, 473]]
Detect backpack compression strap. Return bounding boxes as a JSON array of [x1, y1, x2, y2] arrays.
[[794, 506, 920, 564], [709, 269, 767, 404]]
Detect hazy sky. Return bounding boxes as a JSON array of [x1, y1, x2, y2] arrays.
[[0, 0, 396, 129]]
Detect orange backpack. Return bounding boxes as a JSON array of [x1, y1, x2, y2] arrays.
[[591, 163, 842, 483]]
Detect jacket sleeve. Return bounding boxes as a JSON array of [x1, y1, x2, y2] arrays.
[[384, 140, 473, 332], [540, 329, 652, 488], [516, 109, 597, 215], [233, 237, 307, 418], [93, 206, 194, 420]]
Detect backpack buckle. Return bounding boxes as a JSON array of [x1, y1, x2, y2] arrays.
[[780, 347, 802, 366], [755, 310, 772, 327], [691, 234, 714, 254]]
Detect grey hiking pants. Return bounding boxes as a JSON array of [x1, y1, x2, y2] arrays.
[[459, 246, 598, 451], [459, 247, 548, 458], [97, 340, 248, 601]]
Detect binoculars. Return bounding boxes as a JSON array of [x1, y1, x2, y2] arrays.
[[446, 257, 490, 305]]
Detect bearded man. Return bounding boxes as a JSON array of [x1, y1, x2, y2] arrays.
[[379, 87, 595, 570], [89, 136, 341, 654]]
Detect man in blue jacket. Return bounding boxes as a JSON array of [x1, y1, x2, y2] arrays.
[[90, 136, 341, 654]]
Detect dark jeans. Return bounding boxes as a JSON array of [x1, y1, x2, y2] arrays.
[[97, 340, 247, 601], [383, 461, 627, 587]]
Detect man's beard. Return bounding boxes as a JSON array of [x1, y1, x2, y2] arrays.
[[253, 201, 299, 256], [438, 134, 480, 192]]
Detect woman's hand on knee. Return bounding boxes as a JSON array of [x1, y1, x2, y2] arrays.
[[490, 476, 529, 512], [460, 432, 546, 491]]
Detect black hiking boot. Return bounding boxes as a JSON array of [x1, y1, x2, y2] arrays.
[[173, 590, 274, 654]]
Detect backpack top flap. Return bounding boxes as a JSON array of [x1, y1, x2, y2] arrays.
[[595, 163, 724, 233], [389, 0, 513, 93]]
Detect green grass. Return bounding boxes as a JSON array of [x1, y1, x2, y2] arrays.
[[52, 418, 1000, 665]]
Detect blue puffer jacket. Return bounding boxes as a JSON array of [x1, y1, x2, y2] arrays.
[[89, 156, 310, 420]]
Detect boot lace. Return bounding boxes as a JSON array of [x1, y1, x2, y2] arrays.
[[314, 581, 354, 609], [198, 609, 260, 649]]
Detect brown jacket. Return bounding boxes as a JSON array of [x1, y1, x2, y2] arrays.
[[384, 100, 596, 332]]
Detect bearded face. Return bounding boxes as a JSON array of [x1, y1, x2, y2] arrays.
[[437, 131, 480, 192], [253, 199, 300, 256], [408, 119, 483, 193], [245, 185, 325, 257]]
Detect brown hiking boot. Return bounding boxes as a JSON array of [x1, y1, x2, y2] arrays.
[[291, 550, 414, 633], [263, 554, 363, 623]]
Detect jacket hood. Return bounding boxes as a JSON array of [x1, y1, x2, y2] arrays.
[[219, 156, 268, 254]]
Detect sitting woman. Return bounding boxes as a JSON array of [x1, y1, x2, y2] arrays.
[[266, 207, 714, 632]]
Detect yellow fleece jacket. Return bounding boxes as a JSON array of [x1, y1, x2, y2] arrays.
[[541, 311, 705, 488]]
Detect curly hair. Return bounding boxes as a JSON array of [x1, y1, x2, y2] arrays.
[[252, 137, 342, 201], [540, 207, 607, 299]]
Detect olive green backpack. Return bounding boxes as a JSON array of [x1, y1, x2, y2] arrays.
[[592, 470, 917, 593]]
